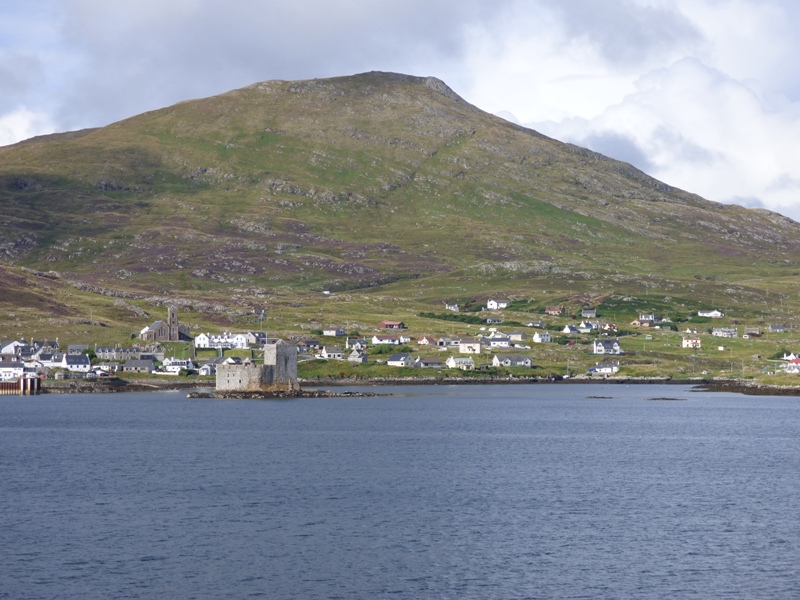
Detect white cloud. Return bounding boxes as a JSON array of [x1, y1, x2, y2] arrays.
[[532, 58, 800, 219], [0, 107, 57, 146]]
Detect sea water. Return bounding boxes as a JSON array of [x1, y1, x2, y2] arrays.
[[2, 384, 799, 599]]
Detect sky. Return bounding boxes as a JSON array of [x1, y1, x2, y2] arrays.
[[3, 0, 800, 219]]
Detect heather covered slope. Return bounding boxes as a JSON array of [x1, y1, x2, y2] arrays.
[[1, 71, 799, 337]]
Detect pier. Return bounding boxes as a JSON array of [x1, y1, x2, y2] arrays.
[[0, 377, 41, 396]]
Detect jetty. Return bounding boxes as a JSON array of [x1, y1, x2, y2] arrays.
[[0, 377, 41, 396]]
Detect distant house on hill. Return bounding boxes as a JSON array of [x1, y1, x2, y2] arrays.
[[486, 299, 509, 310], [682, 337, 701, 349], [698, 309, 725, 318], [592, 339, 622, 355], [546, 305, 564, 316], [322, 326, 345, 337], [458, 338, 482, 354], [379, 320, 405, 329]]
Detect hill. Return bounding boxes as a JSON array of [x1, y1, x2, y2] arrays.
[[1, 71, 799, 344]]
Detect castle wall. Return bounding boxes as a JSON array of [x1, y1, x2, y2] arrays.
[[215, 341, 299, 393]]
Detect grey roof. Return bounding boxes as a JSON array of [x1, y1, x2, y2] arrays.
[[65, 354, 90, 365]]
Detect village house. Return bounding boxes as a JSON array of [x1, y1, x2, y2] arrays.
[[348, 349, 368, 364], [487, 334, 512, 348], [372, 335, 400, 346], [446, 356, 475, 370], [591, 361, 620, 375], [785, 358, 800, 374], [0, 359, 25, 381], [459, 338, 483, 354], [62, 354, 92, 374], [346, 338, 368, 351], [123, 359, 156, 374], [532, 331, 551, 343], [486, 299, 509, 310], [485, 317, 503, 325], [322, 326, 346, 337], [198, 363, 217, 377], [712, 328, 738, 338], [445, 303, 460, 313], [491, 355, 532, 368], [296, 339, 320, 353], [95, 346, 142, 361], [769, 324, 786, 333], [508, 332, 527, 342], [526, 320, 546, 328], [418, 357, 443, 369], [546, 305, 564, 316], [194, 332, 250, 350], [698, 309, 725, 318], [562, 325, 580, 335], [68, 344, 89, 355], [417, 336, 436, 345], [682, 337, 702, 349], [387, 353, 416, 367], [581, 308, 597, 318], [437, 337, 460, 348], [744, 328, 761, 338], [592, 339, 623, 355], [161, 358, 195, 374], [320, 346, 344, 360], [379, 320, 405, 330]]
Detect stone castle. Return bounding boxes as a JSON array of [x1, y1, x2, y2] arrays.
[[215, 339, 299, 393]]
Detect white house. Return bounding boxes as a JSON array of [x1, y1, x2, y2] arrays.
[[592, 361, 620, 375], [348, 349, 368, 364], [0, 360, 24, 381], [62, 354, 92, 373], [459, 338, 483, 354], [698, 310, 725, 318], [711, 328, 737, 338], [508, 332, 527, 342], [417, 336, 436, 345], [488, 336, 512, 348], [784, 358, 800, 373], [682, 337, 702, 349], [486, 299, 509, 310], [346, 338, 368, 351], [372, 335, 400, 346], [532, 331, 551, 343], [491, 355, 532, 368], [320, 346, 344, 360], [323, 326, 346, 337], [162, 358, 195, 374], [446, 356, 475, 370], [387, 353, 417, 367], [592, 339, 622, 355], [418, 357, 443, 369]]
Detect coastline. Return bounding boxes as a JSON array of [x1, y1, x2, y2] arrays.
[[33, 375, 800, 397]]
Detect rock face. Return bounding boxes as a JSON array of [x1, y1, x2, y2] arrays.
[[215, 340, 298, 393]]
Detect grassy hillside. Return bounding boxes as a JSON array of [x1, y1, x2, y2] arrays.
[[1, 71, 800, 371]]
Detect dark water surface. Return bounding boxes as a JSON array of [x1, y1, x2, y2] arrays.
[[2, 384, 799, 599]]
